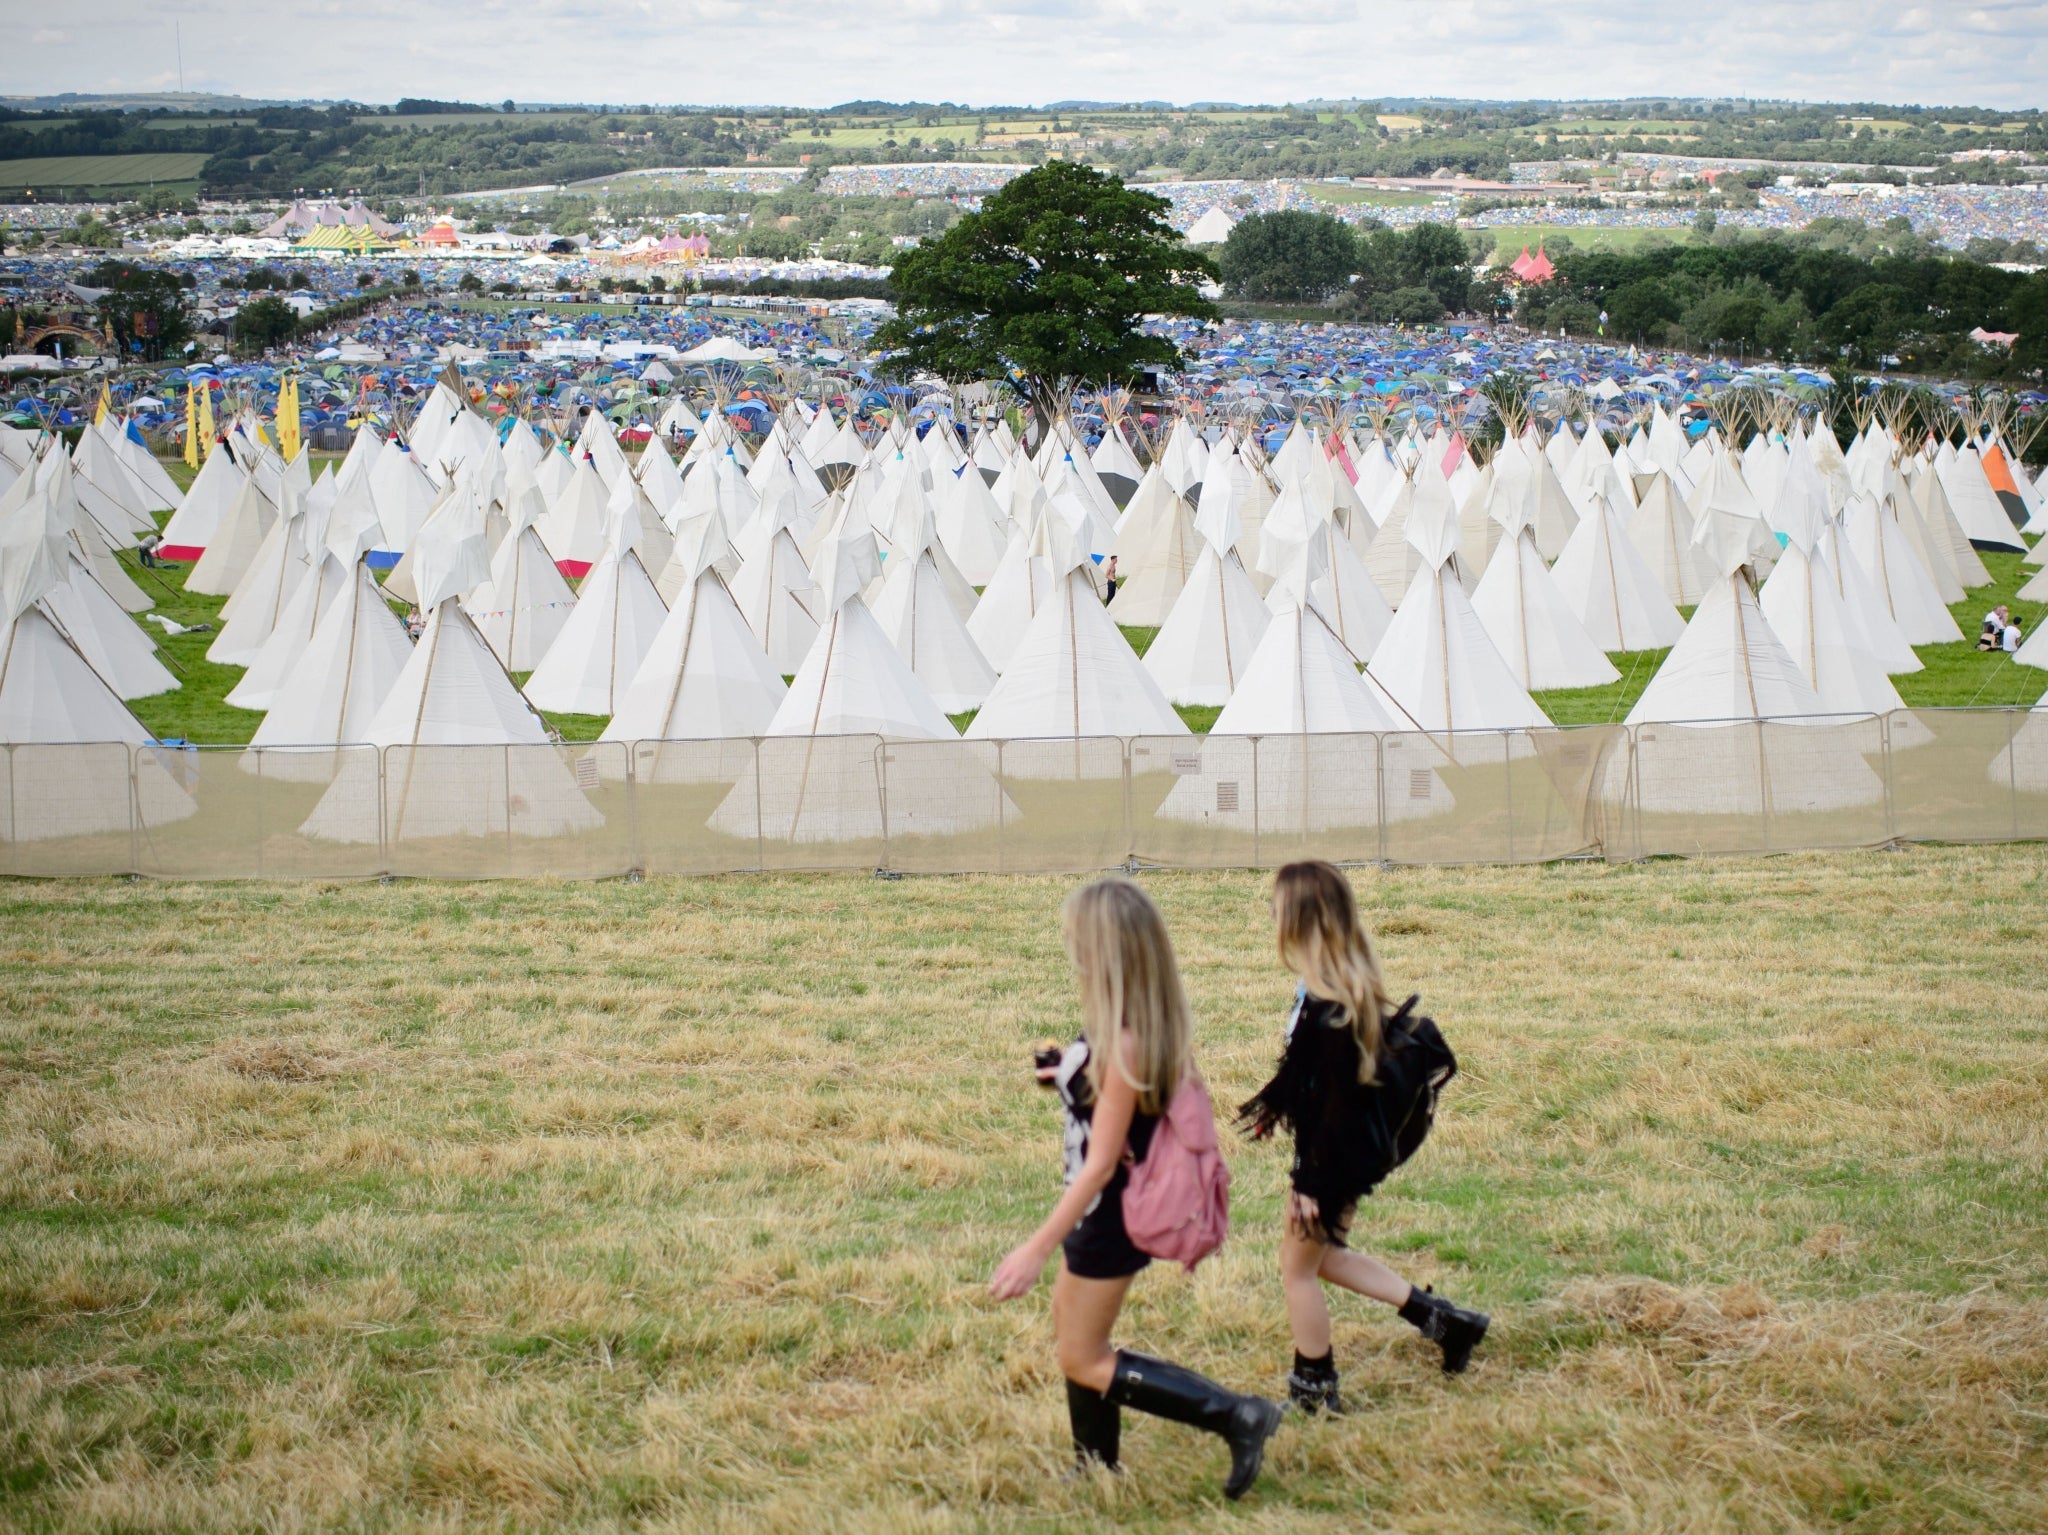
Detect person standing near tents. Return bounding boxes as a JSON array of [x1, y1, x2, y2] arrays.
[[990, 879, 1284, 1499], [1240, 861, 1490, 1415]]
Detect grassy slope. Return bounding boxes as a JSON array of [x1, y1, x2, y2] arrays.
[[128, 460, 2045, 745], [1, 850, 2043, 1529]]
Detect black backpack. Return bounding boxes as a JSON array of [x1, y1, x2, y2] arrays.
[[1370, 995, 1458, 1178]]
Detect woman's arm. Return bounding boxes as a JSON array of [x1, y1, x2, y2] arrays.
[[988, 1064, 1140, 1300]]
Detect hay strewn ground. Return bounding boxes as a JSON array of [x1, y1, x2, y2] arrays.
[[2, 850, 2044, 1531]]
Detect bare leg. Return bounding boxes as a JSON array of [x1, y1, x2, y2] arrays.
[[1318, 1247, 1415, 1309], [1280, 1216, 1337, 1358], [1053, 1263, 1134, 1393]]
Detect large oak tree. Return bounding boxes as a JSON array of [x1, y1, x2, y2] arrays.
[[875, 161, 1216, 427]]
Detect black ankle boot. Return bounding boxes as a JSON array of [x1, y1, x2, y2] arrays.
[[1398, 1286, 1491, 1374], [1286, 1350, 1344, 1416], [1107, 1350, 1284, 1500], [1065, 1379, 1121, 1472]]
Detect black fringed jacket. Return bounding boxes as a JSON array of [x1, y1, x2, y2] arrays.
[[1238, 990, 1455, 1243]]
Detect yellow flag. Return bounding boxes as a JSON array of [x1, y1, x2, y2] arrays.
[[184, 384, 200, 469], [277, 375, 300, 462], [94, 384, 111, 427], [196, 385, 216, 463]]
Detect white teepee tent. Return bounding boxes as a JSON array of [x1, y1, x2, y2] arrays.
[[301, 521, 602, 844], [868, 511, 997, 713], [244, 559, 414, 780], [1471, 523, 1620, 691], [522, 545, 669, 718], [1365, 483, 1553, 742], [967, 510, 1187, 745], [1551, 492, 1686, 652], [599, 525, 787, 778], [1143, 481, 1271, 706], [225, 549, 351, 713]]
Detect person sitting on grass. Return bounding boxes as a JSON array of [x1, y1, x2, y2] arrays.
[[989, 878, 1284, 1500], [2003, 616, 2024, 654], [1979, 605, 2010, 652]]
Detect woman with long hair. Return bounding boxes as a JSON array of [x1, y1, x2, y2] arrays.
[[990, 877, 1284, 1499], [1242, 860, 1490, 1414]]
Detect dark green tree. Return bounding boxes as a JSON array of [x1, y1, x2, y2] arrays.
[[875, 161, 1216, 423], [2007, 271, 2048, 378], [1216, 210, 1358, 302], [84, 262, 192, 362], [234, 294, 300, 354], [1400, 222, 1474, 313], [1606, 277, 1680, 342]]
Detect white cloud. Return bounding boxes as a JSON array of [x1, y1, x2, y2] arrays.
[[4, 0, 2045, 109]]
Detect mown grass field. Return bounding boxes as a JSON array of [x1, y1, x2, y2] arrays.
[[0, 153, 209, 193], [2, 849, 2044, 1531]]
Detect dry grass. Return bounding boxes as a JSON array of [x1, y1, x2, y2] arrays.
[[1, 849, 2045, 1532]]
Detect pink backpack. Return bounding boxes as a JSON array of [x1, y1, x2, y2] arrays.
[[1122, 1074, 1231, 1271]]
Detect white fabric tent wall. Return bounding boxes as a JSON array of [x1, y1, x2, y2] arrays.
[[469, 525, 578, 672], [184, 476, 277, 597], [1142, 543, 1272, 706], [599, 566, 787, 778], [523, 547, 669, 718], [245, 560, 414, 780], [301, 599, 603, 843], [968, 567, 1187, 743], [1842, 494, 1962, 646], [39, 555, 178, 701], [1552, 496, 1685, 652], [226, 551, 352, 713], [1471, 529, 1620, 691]]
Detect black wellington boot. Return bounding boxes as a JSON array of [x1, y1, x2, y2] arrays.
[[1065, 1379, 1121, 1474], [1107, 1350, 1284, 1501], [1399, 1285, 1491, 1374], [1286, 1351, 1344, 1416]]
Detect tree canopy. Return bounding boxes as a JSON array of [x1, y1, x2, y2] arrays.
[[874, 161, 1216, 419], [1517, 231, 2048, 376], [84, 261, 191, 362], [1217, 210, 1359, 302]]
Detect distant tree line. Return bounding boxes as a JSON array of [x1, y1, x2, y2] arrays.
[[1520, 234, 2048, 377]]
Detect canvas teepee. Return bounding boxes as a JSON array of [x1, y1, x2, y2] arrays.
[[967, 509, 1187, 745], [868, 507, 997, 713], [301, 520, 602, 844], [1551, 489, 1685, 652], [244, 559, 414, 780], [1143, 481, 1271, 706], [599, 508, 787, 778], [522, 544, 668, 719], [1365, 479, 1553, 744]]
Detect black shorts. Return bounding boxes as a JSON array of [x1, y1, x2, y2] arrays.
[[1063, 1179, 1150, 1280]]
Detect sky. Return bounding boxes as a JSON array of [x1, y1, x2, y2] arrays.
[[7, 0, 2048, 112]]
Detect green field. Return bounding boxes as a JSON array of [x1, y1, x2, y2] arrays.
[[1305, 183, 1445, 209], [0, 152, 209, 192], [1480, 222, 1698, 256], [1, 848, 2043, 1529]]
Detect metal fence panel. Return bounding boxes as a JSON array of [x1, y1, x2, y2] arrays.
[[130, 745, 386, 879], [628, 737, 768, 876], [1892, 708, 2029, 846], [708, 734, 888, 872], [952, 736, 1132, 873], [0, 743, 155, 876], [1624, 714, 1891, 858], [1134, 734, 1389, 868], [0, 710, 2041, 879]]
